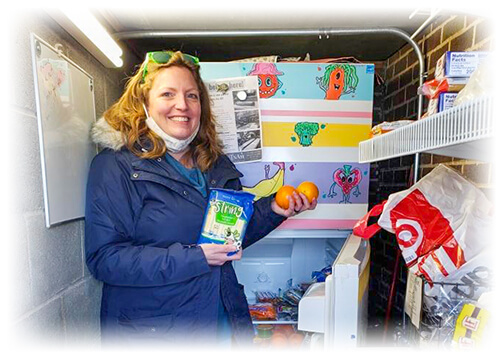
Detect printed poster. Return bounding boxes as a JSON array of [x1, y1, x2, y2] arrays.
[[201, 62, 374, 229], [206, 76, 262, 163]]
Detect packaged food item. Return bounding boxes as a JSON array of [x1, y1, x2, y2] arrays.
[[282, 286, 304, 306], [426, 92, 459, 116], [435, 51, 489, 79], [418, 78, 465, 99], [198, 189, 255, 252], [255, 291, 279, 303], [369, 120, 414, 137], [255, 324, 274, 338], [311, 265, 332, 282], [437, 92, 458, 111], [452, 302, 490, 348], [276, 302, 298, 321], [249, 303, 278, 321], [254, 325, 304, 348]]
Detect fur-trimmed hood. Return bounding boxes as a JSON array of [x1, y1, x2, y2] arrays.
[[91, 117, 126, 151]]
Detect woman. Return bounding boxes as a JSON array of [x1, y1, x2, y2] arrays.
[[85, 51, 316, 347]]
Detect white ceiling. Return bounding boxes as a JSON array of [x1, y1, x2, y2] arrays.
[[92, 7, 458, 63], [96, 8, 433, 32]]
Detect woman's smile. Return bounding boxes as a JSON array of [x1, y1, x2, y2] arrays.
[[146, 66, 201, 140], [169, 116, 189, 122]]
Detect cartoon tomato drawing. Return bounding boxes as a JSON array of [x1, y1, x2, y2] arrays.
[[257, 74, 281, 98], [328, 165, 362, 203], [247, 63, 283, 98]]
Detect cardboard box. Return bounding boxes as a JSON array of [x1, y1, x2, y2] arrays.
[[427, 92, 459, 116], [438, 92, 458, 112], [435, 51, 488, 79]]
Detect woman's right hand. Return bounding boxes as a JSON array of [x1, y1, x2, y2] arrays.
[[199, 243, 242, 266]]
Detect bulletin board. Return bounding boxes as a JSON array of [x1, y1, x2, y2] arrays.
[[201, 62, 374, 229], [31, 34, 97, 227]]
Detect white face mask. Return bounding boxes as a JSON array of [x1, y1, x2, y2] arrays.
[[143, 103, 200, 154]]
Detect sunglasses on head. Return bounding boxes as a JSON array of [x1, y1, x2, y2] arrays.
[[141, 51, 200, 82]]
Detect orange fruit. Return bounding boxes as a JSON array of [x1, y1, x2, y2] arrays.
[[297, 181, 319, 203], [288, 332, 304, 346], [275, 185, 297, 210], [274, 324, 294, 337], [270, 332, 288, 347]]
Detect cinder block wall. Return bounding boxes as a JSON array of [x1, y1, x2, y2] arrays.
[[368, 12, 494, 336], [9, 10, 134, 347]]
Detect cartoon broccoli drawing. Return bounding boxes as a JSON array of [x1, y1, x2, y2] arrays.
[[294, 122, 319, 147]]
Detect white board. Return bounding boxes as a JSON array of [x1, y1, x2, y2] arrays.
[[31, 34, 97, 227]]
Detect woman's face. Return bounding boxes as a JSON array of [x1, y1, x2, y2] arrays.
[[146, 66, 201, 140]]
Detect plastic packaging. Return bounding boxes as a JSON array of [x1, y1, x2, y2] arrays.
[[353, 164, 493, 286], [255, 324, 274, 338], [369, 120, 414, 137], [453, 56, 494, 107], [282, 287, 304, 306], [418, 78, 452, 99], [311, 265, 332, 282], [255, 291, 279, 303], [198, 189, 255, 252], [419, 248, 493, 299], [452, 303, 489, 348], [249, 303, 277, 321]]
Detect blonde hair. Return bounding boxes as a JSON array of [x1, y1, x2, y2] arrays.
[[103, 51, 223, 171]]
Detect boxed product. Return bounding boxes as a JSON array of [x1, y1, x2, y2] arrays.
[[435, 51, 489, 79], [438, 92, 458, 111], [426, 92, 459, 116]]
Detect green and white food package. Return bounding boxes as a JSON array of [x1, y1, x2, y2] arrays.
[[198, 189, 255, 253]]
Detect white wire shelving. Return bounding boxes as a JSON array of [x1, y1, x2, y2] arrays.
[[359, 96, 494, 163]]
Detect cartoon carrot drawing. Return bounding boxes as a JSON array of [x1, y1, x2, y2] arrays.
[[316, 64, 359, 100]]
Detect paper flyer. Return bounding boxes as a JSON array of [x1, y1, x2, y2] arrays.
[[206, 76, 262, 163]]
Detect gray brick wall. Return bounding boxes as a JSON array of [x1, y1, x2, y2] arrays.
[[9, 10, 134, 347]]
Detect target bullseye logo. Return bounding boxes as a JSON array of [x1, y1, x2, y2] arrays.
[[395, 219, 424, 263]]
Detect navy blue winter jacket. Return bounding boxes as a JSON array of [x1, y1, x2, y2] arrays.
[[84, 118, 286, 346]]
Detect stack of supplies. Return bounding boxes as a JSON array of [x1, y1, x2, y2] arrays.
[[420, 51, 488, 117]]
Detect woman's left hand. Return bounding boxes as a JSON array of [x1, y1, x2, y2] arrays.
[[271, 191, 318, 218]]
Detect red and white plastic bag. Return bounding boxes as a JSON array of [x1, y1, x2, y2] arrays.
[[354, 164, 493, 285]]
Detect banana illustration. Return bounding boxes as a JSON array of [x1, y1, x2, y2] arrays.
[[242, 162, 285, 201]]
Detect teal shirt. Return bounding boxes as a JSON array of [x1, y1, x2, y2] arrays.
[[164, 153, 207, 198]]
